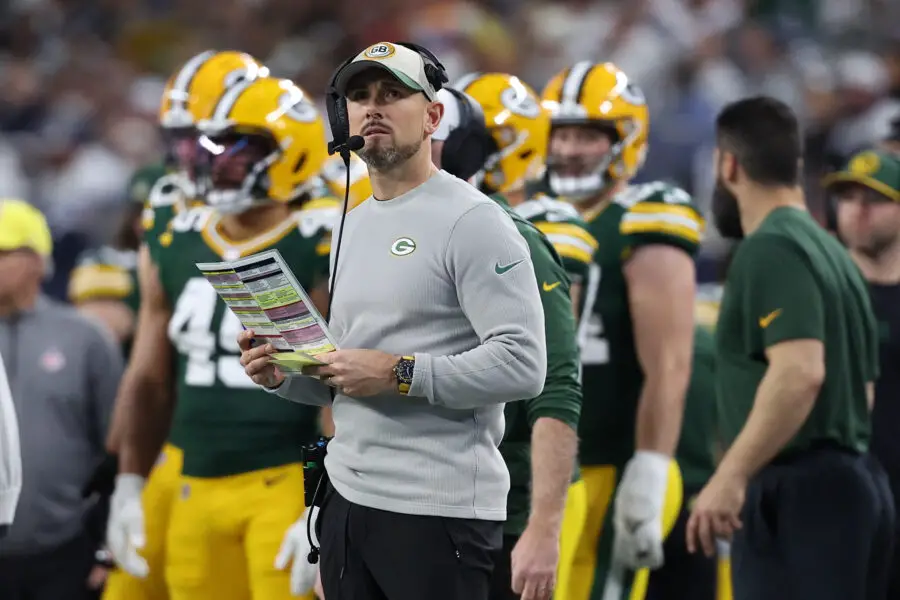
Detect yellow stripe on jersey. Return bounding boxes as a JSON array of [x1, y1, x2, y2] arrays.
[[68, 265, 133, 303], [620, 204, 704, 245], [315, 237, 331, 256], [535, 222, 598, 265], [550, 243, 593, 265], [535, 222, 599, 250]]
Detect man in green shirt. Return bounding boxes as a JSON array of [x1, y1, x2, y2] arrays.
[[686, 96, 893, 600], [432, 86, 582, 600]]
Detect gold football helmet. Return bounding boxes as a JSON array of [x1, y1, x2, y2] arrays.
[[196, 77, 328, 214], [319, 153, 373, 211], [541, 61, 649, 200], [455, 72, 549, 194], [158, 50, 268, 130]]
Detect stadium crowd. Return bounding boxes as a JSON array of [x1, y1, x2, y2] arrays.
[[1, 1, 900, 600]]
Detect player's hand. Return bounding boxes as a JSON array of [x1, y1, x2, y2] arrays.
[[686, 470, 745, 557], [511, 521, 559, 600], [275, 507, 320, 596], [238, 329, 285, 389], [302, 350, 398, 397], [106, 474, 149, 577], [612, 451, 670, 570]]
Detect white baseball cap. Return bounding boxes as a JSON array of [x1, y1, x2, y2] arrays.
[[333, 42, 439, 101]]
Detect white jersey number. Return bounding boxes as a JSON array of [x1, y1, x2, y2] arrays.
[[168, 277, 254, 388], [577, 263, 609, 365]]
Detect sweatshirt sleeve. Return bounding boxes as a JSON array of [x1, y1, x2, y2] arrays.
[[410, 203, 547, 408], [267, 374, 333, 407], [0, 350, 22, 527]]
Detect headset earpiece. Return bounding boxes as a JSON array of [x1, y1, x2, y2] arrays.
[[396, 41, 448, 92], [440, 87, 495, 182]]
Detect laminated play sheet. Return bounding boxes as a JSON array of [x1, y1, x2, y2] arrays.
[[196, 249, 337, 373]]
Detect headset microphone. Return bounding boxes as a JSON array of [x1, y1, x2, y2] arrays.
[[327, 135, 365, 163]]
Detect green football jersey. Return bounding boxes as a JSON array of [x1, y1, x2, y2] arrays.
[[513, 192, 599, 286], [142, 172, 197, 261], [68, 245, 140, 356], [493, 195, 583, 536], [578, 181, 704, 466], [156, 198, 338, 478]]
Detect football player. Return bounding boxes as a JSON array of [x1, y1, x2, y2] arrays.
[[539, 62, 702, 600], [109, 75, 334, 600], [102, 50, 269, 600], [432, 86, 583, 600], [68, 165, 164, 354], [442, 74, 592, 597], [454, 72, 598, 315]]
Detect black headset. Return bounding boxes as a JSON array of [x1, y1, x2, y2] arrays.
[[439, 87, 497, 182], [325, 41, 449, 162]]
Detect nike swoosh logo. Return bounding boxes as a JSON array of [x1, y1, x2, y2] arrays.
[[542, 281, 561, 292], [495, 259, 525, 275], [263, 473, 288, 487], [758, 309, 782, 329]]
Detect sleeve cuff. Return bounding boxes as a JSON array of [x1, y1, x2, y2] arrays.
[[408, 352, 432, 400]]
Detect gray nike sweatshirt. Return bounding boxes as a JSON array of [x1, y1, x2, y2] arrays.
[[270, 169, 546, 520]]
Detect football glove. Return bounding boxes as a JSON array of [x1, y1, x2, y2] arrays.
[[275, 507, 320, 596], [106, 474, 149, 577], [612, 451, 670, 569]]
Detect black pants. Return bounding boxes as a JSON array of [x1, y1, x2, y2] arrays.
[[318, 484, 503, 600], [489, 534, 520, 600], [732, 446, 895, 600], [645, 486, 717, 600], [882, 468, 900, 599], [0, 533, 95, 600]]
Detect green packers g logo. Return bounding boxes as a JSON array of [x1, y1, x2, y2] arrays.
[[390, 237, 416, 256]]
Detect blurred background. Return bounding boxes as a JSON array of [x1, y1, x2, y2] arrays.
[[1, 0, 899, 294]]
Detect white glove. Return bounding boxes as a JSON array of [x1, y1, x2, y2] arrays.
[[106, 474, 149, 577], [612, 451, 670, 570], [275, 507, 320, 596]]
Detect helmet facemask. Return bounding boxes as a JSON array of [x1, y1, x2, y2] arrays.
[[547, 121, 632, 203]]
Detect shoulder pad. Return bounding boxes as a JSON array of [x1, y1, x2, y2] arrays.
[[147, 173, 192, 209], [518, 193, 582, 222], [614, 181, 695, 209], [295, 198, 341, 238]]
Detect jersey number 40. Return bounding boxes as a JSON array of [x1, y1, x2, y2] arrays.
[[168, 278, 257, 388]]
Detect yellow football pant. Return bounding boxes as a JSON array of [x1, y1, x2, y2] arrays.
[[165, 463, 315, 600], [556, 480, 589, 598], [103, 444, 183, 600], [554, 462, 683, 600]]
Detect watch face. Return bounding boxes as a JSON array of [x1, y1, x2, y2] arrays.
[[397, 359, 414, 383]]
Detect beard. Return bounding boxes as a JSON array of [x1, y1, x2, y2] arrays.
[[712, 178, 744, 239], [849, 230, 900, 260], [358, 138, 421, 172]]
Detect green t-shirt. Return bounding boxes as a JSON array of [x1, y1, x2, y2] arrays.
[[493, 195, 583, 536], [716, 207, 878, 457]]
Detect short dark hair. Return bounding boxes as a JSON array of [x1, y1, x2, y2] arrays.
[[715, 96, 802, 186]]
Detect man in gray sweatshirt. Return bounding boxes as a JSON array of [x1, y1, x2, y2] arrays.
[[0, 199, 122, 600], [239, 42, 546, 600]]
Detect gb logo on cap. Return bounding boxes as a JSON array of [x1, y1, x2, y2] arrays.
[[365, 43, 395, 59]]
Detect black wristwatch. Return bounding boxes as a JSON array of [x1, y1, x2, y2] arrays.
[[393, 356, 415, 395]]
